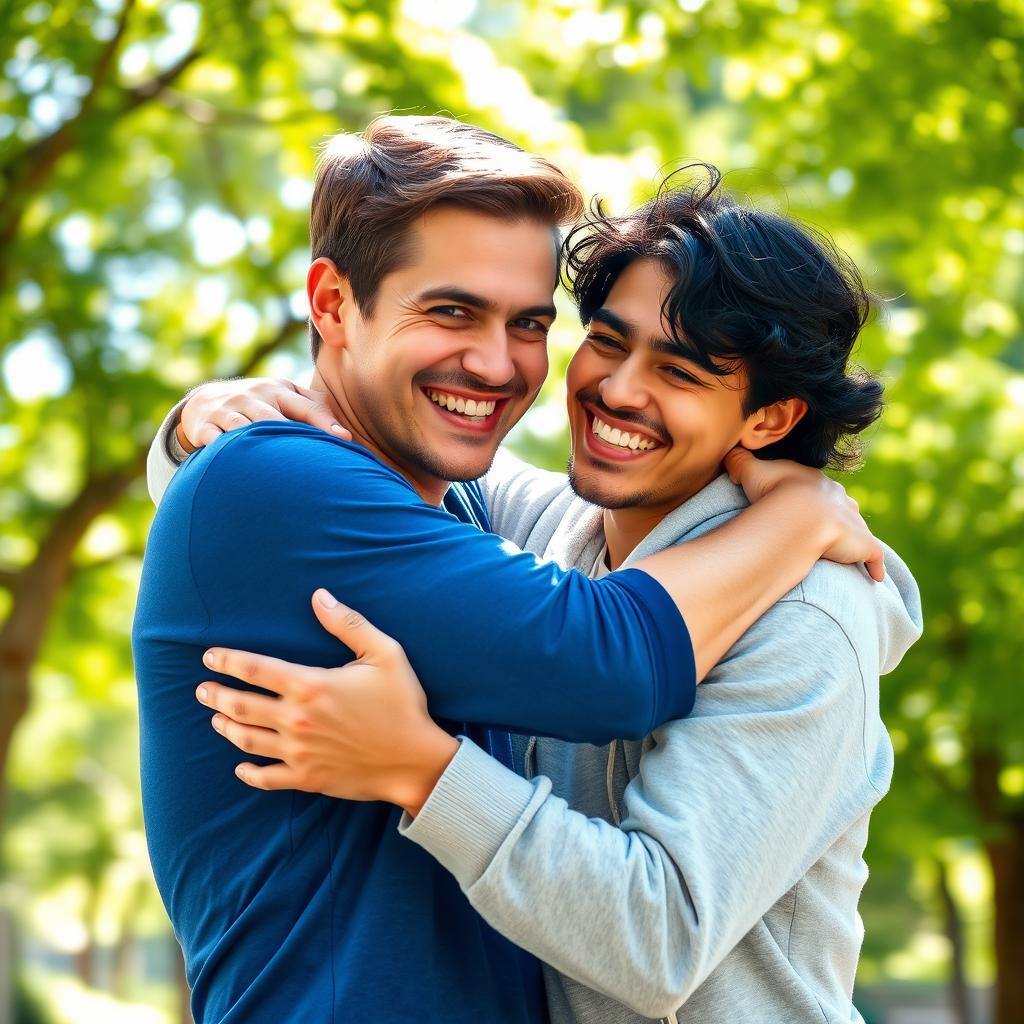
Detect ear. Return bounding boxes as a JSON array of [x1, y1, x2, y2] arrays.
[[738, 397, 808, 451], [307, 258, 355, 352]]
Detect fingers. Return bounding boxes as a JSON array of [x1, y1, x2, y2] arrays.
[[203, 647, 315, 698], [234, 399, 287, 425], [192, 423, 224, 449], [210, 714, 285, 760], [722, 446, 754, 484], [310, 589, 402, 662], [865, 544, 887, 583], [196, 680, 282, 728], [234, 763, 300, 791], [294, 382, 346, 422], [277, 390, 350, 440]]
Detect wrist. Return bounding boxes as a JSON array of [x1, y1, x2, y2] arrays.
[[396, 731, 460, 818], [766, 479, 839, 551]]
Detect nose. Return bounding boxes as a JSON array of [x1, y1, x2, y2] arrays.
[[598, 357, 648, 412], [461, 327, 517, 387]]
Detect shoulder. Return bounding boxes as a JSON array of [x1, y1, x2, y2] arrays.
[[180, 422, 417, 511], [479, 446, 578, 548]]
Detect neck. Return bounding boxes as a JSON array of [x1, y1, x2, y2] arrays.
[[601, 466, 721, 570], [309, 369, 450, 507], [602, 507, 669, 571]]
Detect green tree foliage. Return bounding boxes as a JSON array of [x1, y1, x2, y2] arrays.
[[1, 0, 1021, 1020]]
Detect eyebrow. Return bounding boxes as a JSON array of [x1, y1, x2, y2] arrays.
[[591, 306, 693, 361], [591, 307, 637, 339], [418, 286, 557, 321]]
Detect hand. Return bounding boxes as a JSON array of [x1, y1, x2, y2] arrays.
[[724, 447, 885, 582], [177, 377, 351, 452], [196, 590, 459, 816]]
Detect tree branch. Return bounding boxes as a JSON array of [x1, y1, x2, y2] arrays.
[[156, 89, 332, 128], [0, 0, 136, 183], [78, 0, 139, 120], [117, 48, 205, 117], [0, 37, 202, 267], [235, 316, 308, 376]]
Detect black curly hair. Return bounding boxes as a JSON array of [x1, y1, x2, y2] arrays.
[[563, 164, 883, 470]]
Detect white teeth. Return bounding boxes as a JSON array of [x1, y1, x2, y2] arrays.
[[592, 416, 658, 452], [428, 391, 496, 419]]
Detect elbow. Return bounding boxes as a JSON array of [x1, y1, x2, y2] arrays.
[[641, 994, 688, 1021], [597, 935, 704, 1018], [615, 714, 655, 743], [609, 978, 689, 1021], [590, 948, 697, 1019]]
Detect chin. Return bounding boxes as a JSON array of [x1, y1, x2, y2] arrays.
[[421, 448, 500, 484], [567, 460, 655, 510], [442, 458, 498, 483]]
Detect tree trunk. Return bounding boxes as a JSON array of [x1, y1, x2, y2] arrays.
[[987, 820, 1024, 1024], [971, 748, 1024, 1024], [74, 942, 95, 988], [112, 880, 148, 999], [0, 907, 14, 1024], [936, 857, 972, 1024], [0, 318, 302, 837], [0, 462, 144, 823]]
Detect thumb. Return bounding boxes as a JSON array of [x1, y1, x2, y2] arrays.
[[723, 446, 755, 484], [310, 589, 395, 661]]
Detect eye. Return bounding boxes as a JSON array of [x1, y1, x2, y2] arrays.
[[663, 365, 701, 385], [430, 305, 471, 319], [587, 332, 625, 352], [510, 317, 549, 335]]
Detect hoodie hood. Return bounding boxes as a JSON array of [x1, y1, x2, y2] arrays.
[[620, 473, 924, 676]]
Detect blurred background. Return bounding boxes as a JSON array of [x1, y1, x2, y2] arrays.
[[0, 0, 1021, 1022]]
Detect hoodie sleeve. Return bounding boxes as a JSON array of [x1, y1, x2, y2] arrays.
[[146, 397, 190, 507], [400, 598, 891, 1019]]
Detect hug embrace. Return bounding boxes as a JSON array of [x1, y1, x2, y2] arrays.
[[133, 115, 922, 1024]]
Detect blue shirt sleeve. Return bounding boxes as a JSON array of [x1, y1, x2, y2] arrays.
[[183, 423, 695, 743]]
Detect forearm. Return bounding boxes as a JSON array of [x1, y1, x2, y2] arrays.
[[403, 616, 871, 1017], [401, 740, 703, 1019], [634, 487, 831, 679]]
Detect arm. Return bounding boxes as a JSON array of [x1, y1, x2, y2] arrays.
[[184, 425, 694, 743], [401, 603, 880, 1017], [153, 379, 884, 689]]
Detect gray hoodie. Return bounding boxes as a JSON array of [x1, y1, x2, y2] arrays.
[[400, 450, 923, 1024]]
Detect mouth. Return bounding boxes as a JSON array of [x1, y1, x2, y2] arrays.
[[581, 404, 666, 462], [422, 387, 510, 433]]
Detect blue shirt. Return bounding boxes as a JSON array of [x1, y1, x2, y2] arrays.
[[132, 422, 695, 1023]]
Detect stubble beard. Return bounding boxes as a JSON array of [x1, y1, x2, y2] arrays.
[[566, 453, 662, 510]]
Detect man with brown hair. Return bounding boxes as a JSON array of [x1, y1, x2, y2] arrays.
[[134, 117, 883, 1023]]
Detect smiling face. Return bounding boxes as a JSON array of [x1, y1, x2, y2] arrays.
[[310, 206, 558, 501], [567, 258, 776, 517]]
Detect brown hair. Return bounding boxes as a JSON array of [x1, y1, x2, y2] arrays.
[[307, 115, 584, 359]]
